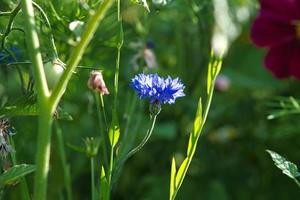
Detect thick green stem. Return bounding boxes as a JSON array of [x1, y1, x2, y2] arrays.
[[33, 107, 53, 200], [21, 0, 49, 98], [21, 1, 52, 200], [49, 0, 114, 112]]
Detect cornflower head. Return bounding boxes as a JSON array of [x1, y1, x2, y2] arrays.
[[131, 73, 185, 115]]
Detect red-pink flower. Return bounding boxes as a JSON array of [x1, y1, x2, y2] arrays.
[[251, 0, 300, 79]]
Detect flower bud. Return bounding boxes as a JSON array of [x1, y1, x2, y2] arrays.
[[87, 70, 109, 95]]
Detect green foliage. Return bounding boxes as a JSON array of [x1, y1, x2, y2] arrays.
[[267, 96, 300, 119], [100, 166, 109, 200], [108, 109, 120, 148], [169, 54, 222, 200], [266, 150, 300, 179], [0, 164, 35, 187]]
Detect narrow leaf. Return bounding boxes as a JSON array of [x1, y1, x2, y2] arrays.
[[0, 164, 36, 187], [100, 166, 109, 200], [207, 60, 213, 95], [175, 157, 188, 188], [266, 150, 300, 179], [108, 109, 120, 147], [187, 98, 202, 156], [170, 157, 177, 198]]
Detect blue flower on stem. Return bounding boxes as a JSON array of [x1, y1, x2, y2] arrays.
[[131, 73, 185, 105]]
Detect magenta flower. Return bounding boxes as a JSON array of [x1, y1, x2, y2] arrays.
[[250, 0, 300, 79]]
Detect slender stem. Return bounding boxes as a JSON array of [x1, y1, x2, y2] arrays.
[[1, 3, 21, 51], [0, 11, 11, 16], [170, 83, 216, 200], [91, 157, 95, 200], [294, 178, 300, 188], [106, 0, 122, 197], [49, 0, 114, 112], [100, 94, 108, 130], [54, 122, 72, 200], [124, 114, 157, 160], [108, 145, 114, 186], [32, 1, 58, 58], [111, 113, 157, 189], [94, 92, 108, 170]]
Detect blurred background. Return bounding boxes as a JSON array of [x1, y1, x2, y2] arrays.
[[1, 0, 300, 199]]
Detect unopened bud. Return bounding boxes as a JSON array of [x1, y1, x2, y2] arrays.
[[88, 70, 109, 95]]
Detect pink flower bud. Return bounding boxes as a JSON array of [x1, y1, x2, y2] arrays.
[[88, 70, 109, 95]]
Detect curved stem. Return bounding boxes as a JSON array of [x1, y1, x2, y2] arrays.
[[123, 114, 157, 163], [32, 1, 58, 58]]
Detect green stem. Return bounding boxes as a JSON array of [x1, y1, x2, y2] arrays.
[[54, 122, 72, 200], [124, 114, 157, 160], [170, 81, 218, 200], [0, 11, 11, 16], [32, 1, 58, 58], [49, 0, 114, 112], [100, 94, 108, 130], [294, 178, 300, 188], [91, 157, 95, 200], [108, 145, 114, 187], [33, 107, 53, 200], [21, 1, 52, 200], [94, 92, 109, 170]]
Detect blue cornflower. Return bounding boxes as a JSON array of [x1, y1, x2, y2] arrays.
[[131, 73, 185, 105]]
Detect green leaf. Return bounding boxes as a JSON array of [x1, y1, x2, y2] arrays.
[[187, 98, 202, 156], [170, 157, 177, 198], [131, 0, 150, 12], [0, 94, 37, 117], [207, 58, 213, 95], [266, 150, 300, 179], [100, 166, 109, 200], [108, 109, 120, 148], [175, 157, 188, 188], [0, 164, 36, 187]]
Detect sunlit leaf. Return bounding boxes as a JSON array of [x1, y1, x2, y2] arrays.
[[170, 157, 176, 198], [187, 98, 202, 156], [266, 150, 300, 179], [175, 157, 188, 188], [100, 166, 109, 200], [108, 109, 120, 147], [0, 164, 36, 187]]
